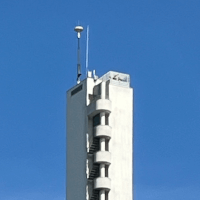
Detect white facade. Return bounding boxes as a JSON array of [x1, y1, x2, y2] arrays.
[[67, 71, 133, 200]]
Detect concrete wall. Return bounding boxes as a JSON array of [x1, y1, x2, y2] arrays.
[[109, 84, 133, 200], [67, 78, 101, 200], [67, 80, 87, 200]]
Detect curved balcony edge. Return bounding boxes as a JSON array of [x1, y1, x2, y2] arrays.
[[94, 177, 111, 190], [94, 125, 112, 138], [87, 99, 112, 118], [94, 151, 111, 164]]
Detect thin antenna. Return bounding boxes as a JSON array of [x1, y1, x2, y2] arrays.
[[74, 25, 84, 84], [86, 25, 89, 77]]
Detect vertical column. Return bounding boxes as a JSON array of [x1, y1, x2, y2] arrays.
[[100, 138, 105, 151], [100, 164, 105, 177], [100, 189, 105, 200], [99, 81, 108, 200], [100, 112, 105, 125], [101, 81, 106, 99]]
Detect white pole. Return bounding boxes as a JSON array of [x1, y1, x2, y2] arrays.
[[100, 190, 105, 200], [86, 25, 89, 77], [100, 164, 105, 177], [100, 112, 106, 125], [100, 138, 106, 151]]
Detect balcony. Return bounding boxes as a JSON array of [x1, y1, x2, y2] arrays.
[[94, 177, 111, 190], [87, 99, 111, 118], [94, 125, 112, 139], [94, 151, 111, 164]]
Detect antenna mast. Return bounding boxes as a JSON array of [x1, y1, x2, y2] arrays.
[[86, 25, 89, 76], [74, 25, 84, 84]]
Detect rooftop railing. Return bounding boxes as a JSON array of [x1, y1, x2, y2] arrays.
[[99, 71, 130, 88]]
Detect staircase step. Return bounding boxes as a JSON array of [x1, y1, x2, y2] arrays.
[[88, 164, 99, 181], [89, 138, 100, 155], [90, 190, 100, 200]]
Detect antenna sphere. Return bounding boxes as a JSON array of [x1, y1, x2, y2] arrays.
[[74, 26, 84, 33]]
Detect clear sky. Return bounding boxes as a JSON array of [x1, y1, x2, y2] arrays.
[[0, 1, 200, 200]]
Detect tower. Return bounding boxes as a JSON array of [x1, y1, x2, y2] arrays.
[[67, 71, 133, 200]]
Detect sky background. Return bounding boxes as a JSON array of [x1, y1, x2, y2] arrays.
[[0, 0, 200, 200]]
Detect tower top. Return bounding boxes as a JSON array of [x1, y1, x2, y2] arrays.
[[74, 26, 83, 38], [74, 25, 84, 84]]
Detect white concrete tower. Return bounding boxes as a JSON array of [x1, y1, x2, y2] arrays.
[[67, 71, 133, 200]]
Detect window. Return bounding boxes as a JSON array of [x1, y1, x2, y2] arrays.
[[71, 85, 82, 96], [106, 80, 109, 99], [93, 114, 100, 127], [105, 165, 109, 177], [105, 191, 109, 200], [93, 83, 101, 96]]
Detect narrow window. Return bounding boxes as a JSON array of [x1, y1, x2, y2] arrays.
[[105, 190, 109, 200], [106, 80, 109, 99], [71, 84, 82, 96], [105, 113, 109, 125], [105, 165, 109, 177]]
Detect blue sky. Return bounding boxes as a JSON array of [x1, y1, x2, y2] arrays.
[[0, 1, 200, 200]]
